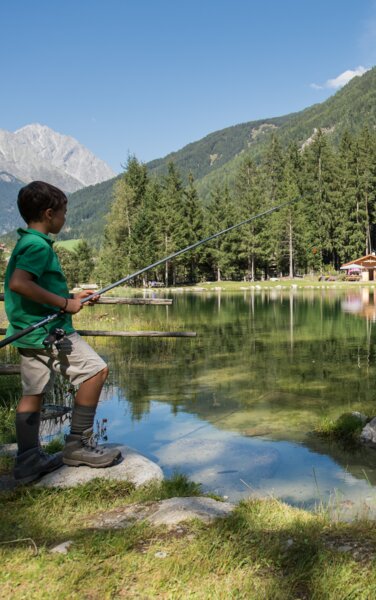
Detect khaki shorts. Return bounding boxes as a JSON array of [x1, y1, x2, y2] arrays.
[[19, 332, 108, 395]]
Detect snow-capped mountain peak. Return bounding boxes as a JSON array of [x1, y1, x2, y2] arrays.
[[0, 124, 116, 192]]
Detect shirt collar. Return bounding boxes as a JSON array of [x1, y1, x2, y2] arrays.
[[17, 227, 54, 245]]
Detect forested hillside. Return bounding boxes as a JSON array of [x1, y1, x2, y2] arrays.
[[80, 126, 376, 287], [61, 66, 376, 244]]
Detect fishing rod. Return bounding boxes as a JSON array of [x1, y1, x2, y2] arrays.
[[0, 197, 299, 350]]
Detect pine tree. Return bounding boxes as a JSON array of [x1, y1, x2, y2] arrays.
[[97, 157, 149, 283], [260, 135, 285, 277], [205, 185, 237, 281], [357, 127, 376, 254], [74, 240, 95, 284], [55, 246, 79, 288], [233, 157, 263, 280], [131, 179, 161, 285], [174, 173, 204, 283], [302, 129, 341, 270], [155, 162, 184, 285], [270, 144, 307, 277]]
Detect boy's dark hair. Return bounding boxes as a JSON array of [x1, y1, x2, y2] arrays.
[[17, 181, 67, 223]]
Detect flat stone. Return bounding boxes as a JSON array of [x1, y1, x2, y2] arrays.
[[0, 443, 17, 458], [148, 496, 235, 526], [36, 445, 163, 489], [86, 496, 235, 529], [50, 540, 73, 554]]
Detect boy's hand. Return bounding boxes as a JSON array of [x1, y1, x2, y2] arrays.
[[64, 298, 83, 314], [74, 290, 101, 305]]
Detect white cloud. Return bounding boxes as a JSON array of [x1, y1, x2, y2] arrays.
[[310, 66, 369, 90]]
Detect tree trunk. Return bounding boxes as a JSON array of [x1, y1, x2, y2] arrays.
[[165, 234, 169, 285], [289, 215, 294, 278]]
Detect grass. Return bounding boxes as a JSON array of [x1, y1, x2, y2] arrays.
[[1, 477, 376, 599], [0, 395, 17, 444], [314, 412, 366, 446], [54, 239, 83, 251]]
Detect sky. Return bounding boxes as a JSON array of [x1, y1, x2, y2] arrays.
[[1, 0, 376, 173]]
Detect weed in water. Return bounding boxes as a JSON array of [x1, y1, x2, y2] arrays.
[[314, 412, 364, 446]]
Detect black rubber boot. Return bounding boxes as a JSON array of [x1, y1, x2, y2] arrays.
[[63, 428, 121, 468], [14, 448, 63, 484]]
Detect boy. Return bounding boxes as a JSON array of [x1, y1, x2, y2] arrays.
[[4, 181, 121, 484]]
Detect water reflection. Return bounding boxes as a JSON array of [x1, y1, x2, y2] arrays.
[[88, 289, 376, 517], [342, 287, 376, 321]]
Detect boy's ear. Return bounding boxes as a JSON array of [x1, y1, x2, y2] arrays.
[[44, 207, 54, 221]]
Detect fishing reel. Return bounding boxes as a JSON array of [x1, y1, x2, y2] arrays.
[[43, 327, 66, 349]]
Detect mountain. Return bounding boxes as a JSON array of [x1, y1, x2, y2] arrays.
[[4, 66, 376, 244], [0, 124, 116, 193], [0, 172, 24, 234], [148, 66, 376, 199], [146, 114, 292, 182]]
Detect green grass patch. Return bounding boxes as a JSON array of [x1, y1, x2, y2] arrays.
[[0, 395, 17, 444], [314, 412, 365, 445], [55, 239, 83, 251], [1, 479, 376, 598]]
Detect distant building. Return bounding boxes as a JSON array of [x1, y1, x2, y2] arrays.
[[341, 254, 376, 281]]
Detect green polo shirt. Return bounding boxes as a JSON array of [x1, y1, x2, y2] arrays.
[[4, 228, 75, 348]]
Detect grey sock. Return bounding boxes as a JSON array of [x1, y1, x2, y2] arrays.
[[16, 412, 40, 454], [70, 404, 96, 435]]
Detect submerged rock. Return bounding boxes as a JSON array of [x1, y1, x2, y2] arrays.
[[36, 445, 163, 489]]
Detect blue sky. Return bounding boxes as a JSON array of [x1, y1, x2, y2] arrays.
[[1, 0, 376, 172]]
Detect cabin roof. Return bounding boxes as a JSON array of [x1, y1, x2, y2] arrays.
[[341, 254, 376, 269]]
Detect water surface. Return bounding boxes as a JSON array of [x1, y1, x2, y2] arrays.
[[88, 287, 376, 518]]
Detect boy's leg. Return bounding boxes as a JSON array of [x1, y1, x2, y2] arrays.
[[58, 335, 121, 467], [16, 394, 43, 454], [70, 367, 109, 434], [15, 393, 63, 484]]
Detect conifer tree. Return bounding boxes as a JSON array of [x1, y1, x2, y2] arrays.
[[205, 185, 237, 281], [233, 157, 263, 280], [97, 157, 148, 283], [55, 246, 79, 288], [74, 240, 95, 284], [155, 162, 184, 285], [270, 144, 307, 276], [131, 178, 161, 285], [357, 127, 376, 254], [302, 129, 340, 270], [174, 173, 204, 283], [260, 135, 285, 276]]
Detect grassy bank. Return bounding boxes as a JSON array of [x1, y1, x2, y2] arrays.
[[1, 476, 376, 599], [102, 277, 376, 294]]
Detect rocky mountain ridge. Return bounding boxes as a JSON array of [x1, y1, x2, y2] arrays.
[[0, 124, 116, 193]]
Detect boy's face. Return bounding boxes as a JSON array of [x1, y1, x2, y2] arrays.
[[48, 201, 67, 234]]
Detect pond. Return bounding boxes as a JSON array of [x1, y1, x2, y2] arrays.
[[5, 286, 376, 518], [77, 286, 376, 519]]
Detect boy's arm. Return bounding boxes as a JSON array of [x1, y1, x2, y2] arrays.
[[9, 268, 82, 314]]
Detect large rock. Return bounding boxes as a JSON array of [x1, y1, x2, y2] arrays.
[[360, 417, 376, 447], [36, 445, 163, 489], [86, 496, 235, 529]]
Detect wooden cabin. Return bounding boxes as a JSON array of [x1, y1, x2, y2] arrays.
[[341, 254, 376, 281]]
